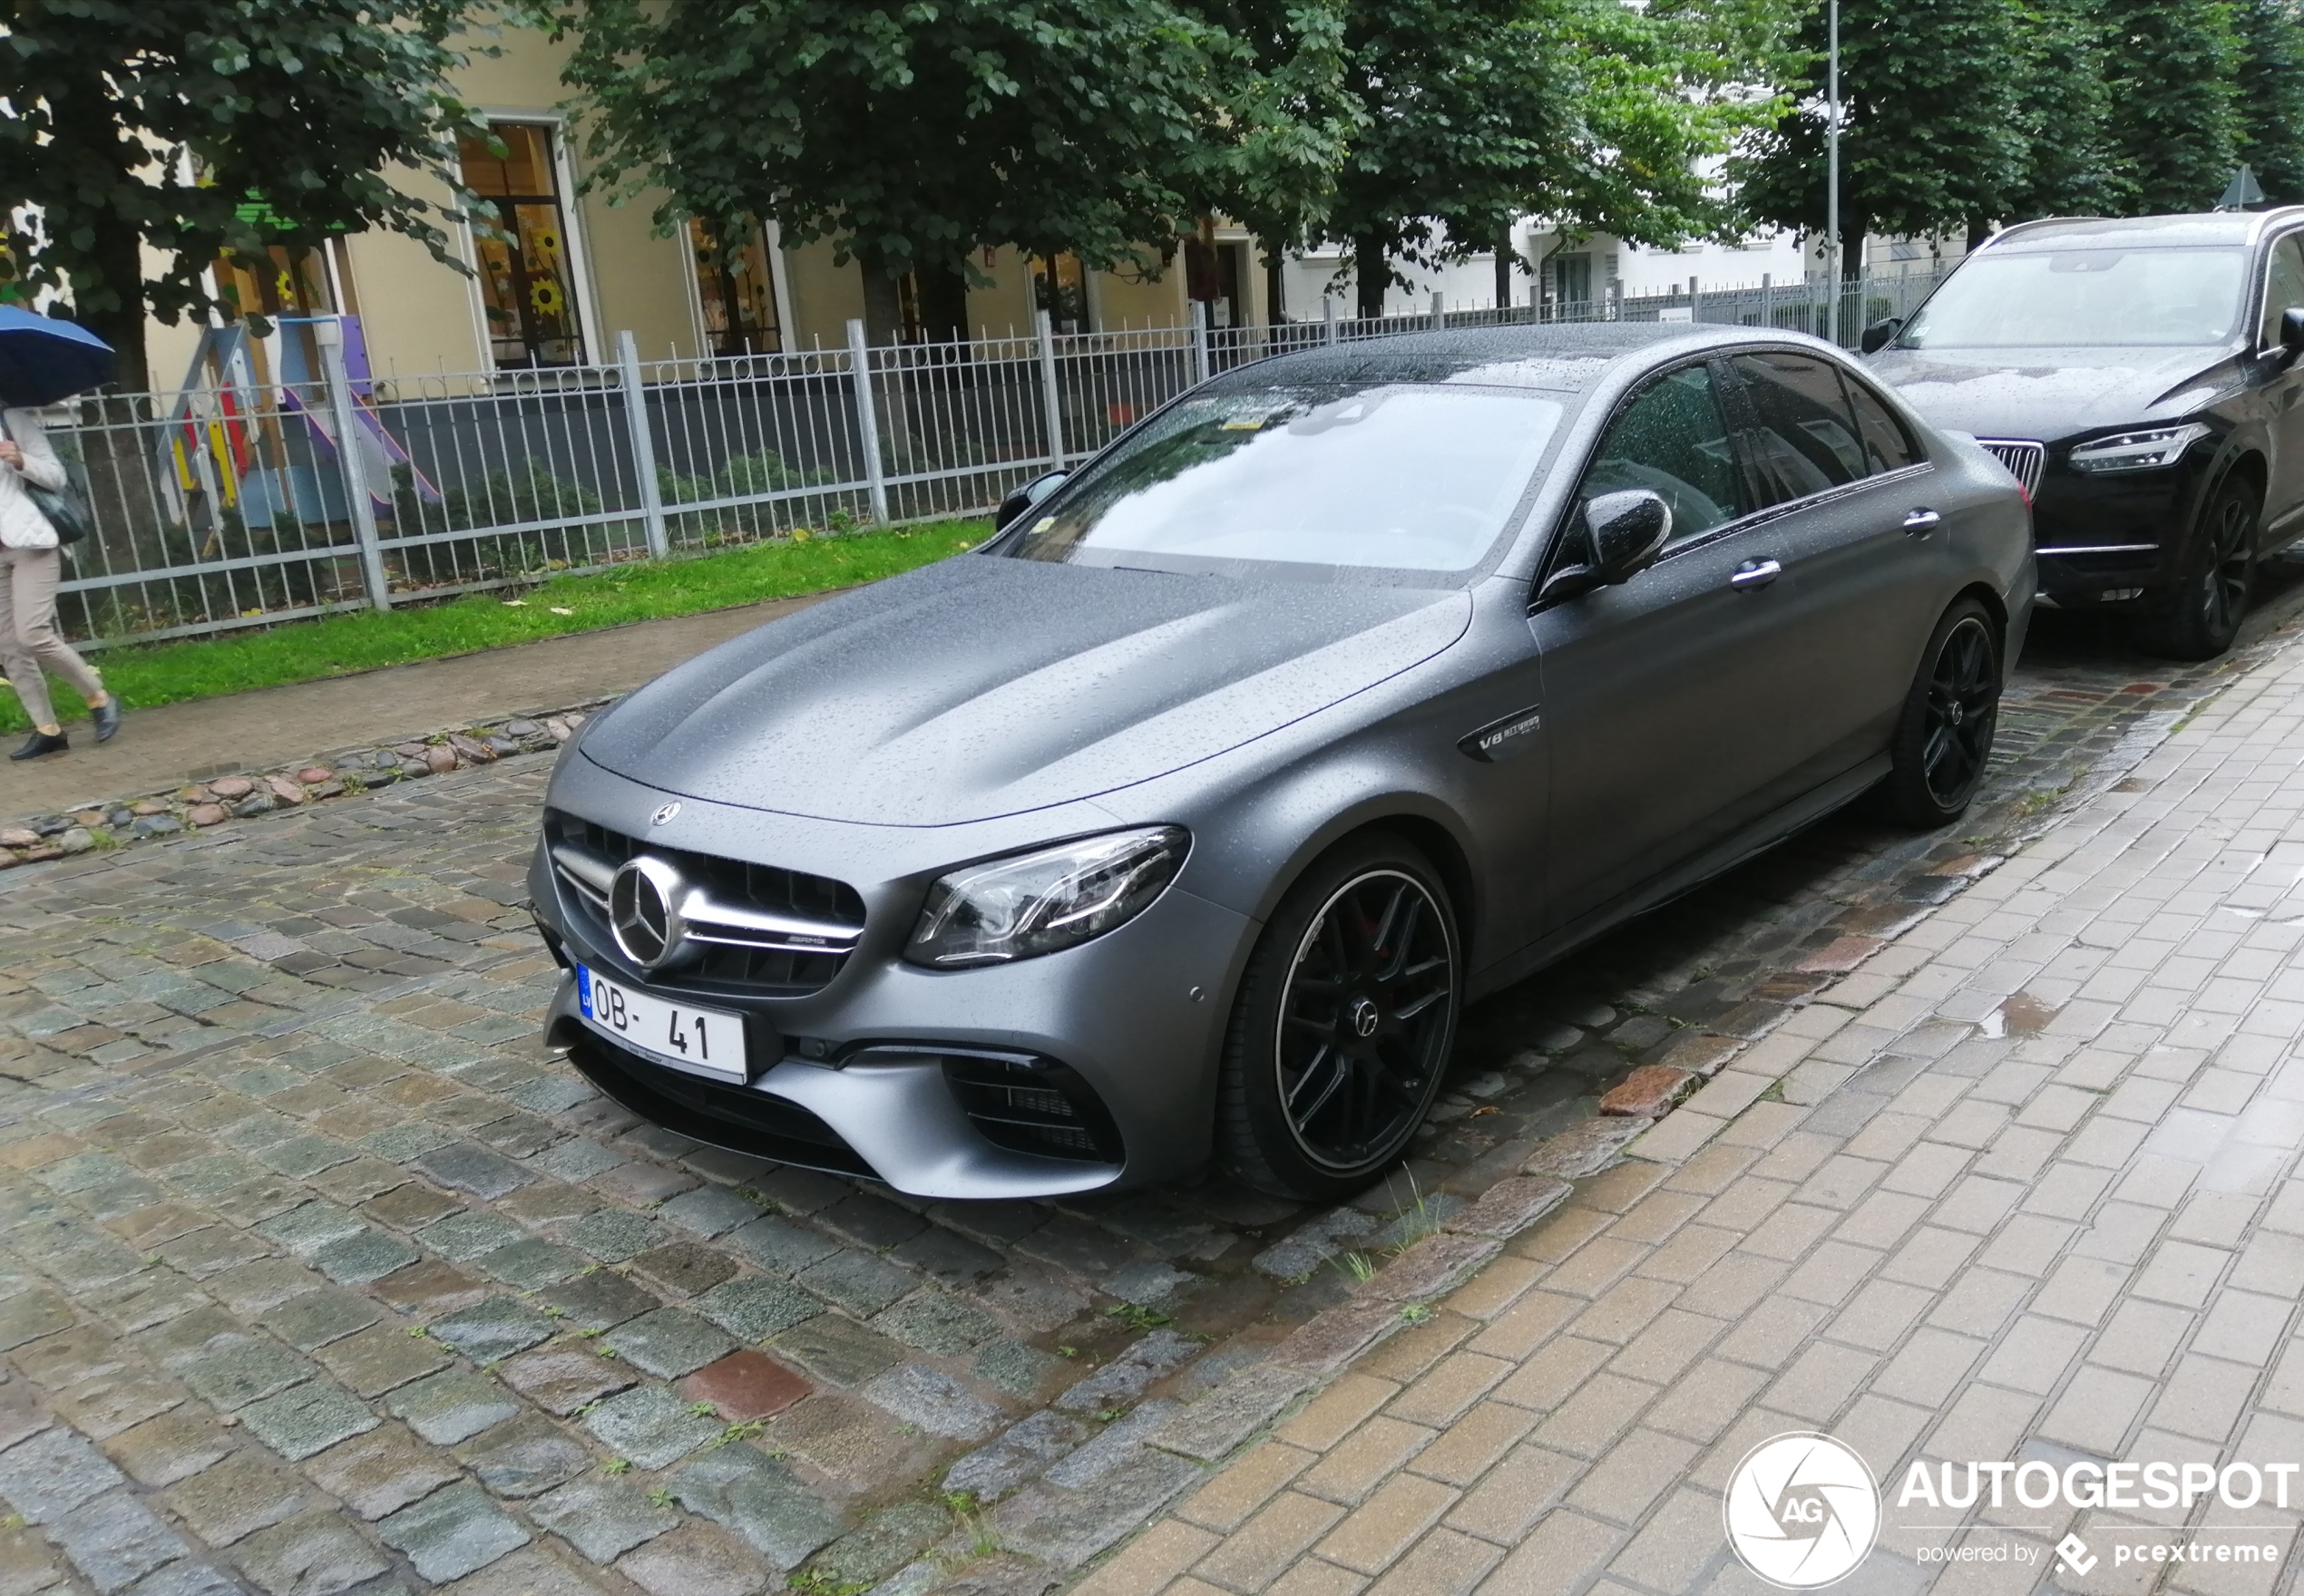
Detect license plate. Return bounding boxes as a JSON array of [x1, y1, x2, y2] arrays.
[[578, 965, 748, 1083]]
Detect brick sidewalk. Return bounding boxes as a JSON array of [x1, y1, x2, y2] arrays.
[[1075, 624, 2304, 1591]]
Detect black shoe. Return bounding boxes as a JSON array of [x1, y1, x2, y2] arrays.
[[10, 731, 67, 761], [92, 697, 120, 744]]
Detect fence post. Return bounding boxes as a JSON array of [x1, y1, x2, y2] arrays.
[[1689, 274, 1702, 325], [1189, 301, 1211, 385], [315, 317, 392, 613], [617, 330, 669, 560], [1430, 290, 1445, 332], [1323, 297, 1337, 345], [844, 318, 891, 525], [1609, 279, 1623, 322], [1761, 273, 1772, 329], [1034, 309, 1067, 471]]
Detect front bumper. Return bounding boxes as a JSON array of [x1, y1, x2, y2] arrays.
[[2028, 453, 2208, 602], [528, 773, 1255, 1200]]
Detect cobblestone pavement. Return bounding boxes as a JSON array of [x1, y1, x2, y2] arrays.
[[3, 579, 2304, 1596], [1078, 608, 2304, 1594]]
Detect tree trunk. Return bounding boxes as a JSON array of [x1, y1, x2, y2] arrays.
[[1264, 253, 1285, 326], [1494, 224, 1517, 309], [858, 248, 904, 346], [1967, 216, 1996, 251], [1354, 233, 1390, 320]]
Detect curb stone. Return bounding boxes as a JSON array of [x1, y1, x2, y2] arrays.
[[0, 698, 615, 866]]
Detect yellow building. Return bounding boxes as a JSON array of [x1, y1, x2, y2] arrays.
[[144, 24, 1274, 391]]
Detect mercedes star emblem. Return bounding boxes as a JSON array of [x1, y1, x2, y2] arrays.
[[650, 802, 681, 827], [609, 855, 689, 969]]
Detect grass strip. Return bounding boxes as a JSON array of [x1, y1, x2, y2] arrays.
[[5, 520, 987, 735]]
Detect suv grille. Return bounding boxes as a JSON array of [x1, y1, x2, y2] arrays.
[[939, 1051, 1125, 1165], [544, 809, 865, 996], [1976, 438, 2045, 497]]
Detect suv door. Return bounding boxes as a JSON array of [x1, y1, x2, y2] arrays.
[[1534, 358, 1850, 928], [1718, 348, 1946, 782], [2256, 232, 2304, 546]]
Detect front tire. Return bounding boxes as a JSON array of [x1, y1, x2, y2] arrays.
[[2139, 475, 2258, 661], [1879, 598, 2002, 829], [1216, 835, 1460, 1202]]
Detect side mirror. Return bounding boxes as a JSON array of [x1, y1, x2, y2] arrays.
[[2281, 307, 2304, 363], [1536, 489, 1673, 608], [996, 470, 1069, 530], [1860, 317, 1903, 355]]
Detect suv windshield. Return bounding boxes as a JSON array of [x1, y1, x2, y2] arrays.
[[1899, 247, 2250, 348], [999, 384, 1563, 577]]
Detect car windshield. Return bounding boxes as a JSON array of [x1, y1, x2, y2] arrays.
[[1899, 247, 2250, 348], [999, 384, 1563, 577]]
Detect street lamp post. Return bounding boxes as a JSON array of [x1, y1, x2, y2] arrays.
[[1825, 0, 1840, 345]]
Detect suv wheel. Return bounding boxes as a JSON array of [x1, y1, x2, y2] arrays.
[[2140, 475, 2259, 661], [1216, 834, 1460, 1202]]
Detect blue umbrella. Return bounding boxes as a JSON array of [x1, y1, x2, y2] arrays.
[[0, 306, 115, 406]]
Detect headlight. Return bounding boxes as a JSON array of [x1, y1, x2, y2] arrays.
[[907, 826, 1189, 968], [2067, 423, 2211, 473]]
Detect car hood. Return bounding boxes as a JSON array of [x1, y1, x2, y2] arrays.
[[581, 555, 1474, 826], [1868, 344, 2246, 440]]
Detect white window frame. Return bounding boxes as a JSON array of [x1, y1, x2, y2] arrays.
[[453, 112, 604, 372]]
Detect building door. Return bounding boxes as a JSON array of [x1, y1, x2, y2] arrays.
[[459, 123, 586, 367]]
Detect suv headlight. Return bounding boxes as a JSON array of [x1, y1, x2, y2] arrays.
[[2067, 422, 2211, 473], [907, 826, 1190, 968]]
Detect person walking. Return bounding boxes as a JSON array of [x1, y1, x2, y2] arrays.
[[0, 405, 117, 760]]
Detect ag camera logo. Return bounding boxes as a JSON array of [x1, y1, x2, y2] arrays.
[[1724, 1433, 1880, 1588]]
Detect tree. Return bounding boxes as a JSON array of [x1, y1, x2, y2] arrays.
[[1734, 0, 2029, 276], [2103, 0, 2243, 214], [2237, 0, 2304, 204], [2005, 0, 2129, 223], [0, 0, 480, 393], [551, 0, 1354, 344], [1324, 0, 1795, 319]]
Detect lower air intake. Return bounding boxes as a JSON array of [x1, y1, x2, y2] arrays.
[[942, 1053, 1125, 1165]]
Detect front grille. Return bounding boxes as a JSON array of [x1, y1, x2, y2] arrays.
[[563, 1023, 874, 1177], [544, 809, 865, 996], [940, 1051, 1125, 1165], [1976, 438, 2045, 497]]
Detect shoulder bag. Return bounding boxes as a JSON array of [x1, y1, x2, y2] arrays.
[[0, 413, 91, 546]]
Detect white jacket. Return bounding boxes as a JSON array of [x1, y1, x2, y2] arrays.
[[0, 408, 66, 550]]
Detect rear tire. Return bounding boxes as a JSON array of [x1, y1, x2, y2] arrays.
[[1216, 834, 1460, 1202], [1879, 598, 2002, 829], [2139, 475, 2258, 661]]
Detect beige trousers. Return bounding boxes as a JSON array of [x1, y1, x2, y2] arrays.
[[0, 546, 103, 730]]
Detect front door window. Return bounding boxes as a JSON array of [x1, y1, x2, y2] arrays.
[[461, 123, 585, 368]]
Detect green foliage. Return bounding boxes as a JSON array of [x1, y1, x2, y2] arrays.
[[1107, 1302, 1175, 1332], [2005, 0, 2130, 219], [547, 0, 1353, 323], [2238, 0, 2304, 203], [0, 0, 483, 387], [2104, 0, 2244, 213], [1329, 0, 1797, 316], [1735, 0, 2030, 260]]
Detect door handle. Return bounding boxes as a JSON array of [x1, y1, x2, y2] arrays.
[[1903, 508, 1942, 535], [1730, 559, 1782, 590]]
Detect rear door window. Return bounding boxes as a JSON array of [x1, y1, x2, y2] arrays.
[[1575, 361, 1743, 547], [1842, 373, 1921, 472], [1729, 351, 1868, 506]]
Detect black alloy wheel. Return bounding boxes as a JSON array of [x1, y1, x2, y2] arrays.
[[1879, 598, 2003, 828], [2142, 475, 2259, 661], [1218, 836, 1460, 1201]]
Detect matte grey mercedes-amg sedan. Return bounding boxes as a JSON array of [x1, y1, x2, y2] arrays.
[[530, 323, 2033, 1202]]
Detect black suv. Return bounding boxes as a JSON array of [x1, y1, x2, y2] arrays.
[[1867, 209, 2304, 658]]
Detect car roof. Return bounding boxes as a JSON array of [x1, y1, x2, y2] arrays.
[[1986, 207, 2304, 252], [1206, 320, 1826, 395]]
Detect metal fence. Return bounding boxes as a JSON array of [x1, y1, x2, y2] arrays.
[[46, 267, 1949, 649]]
